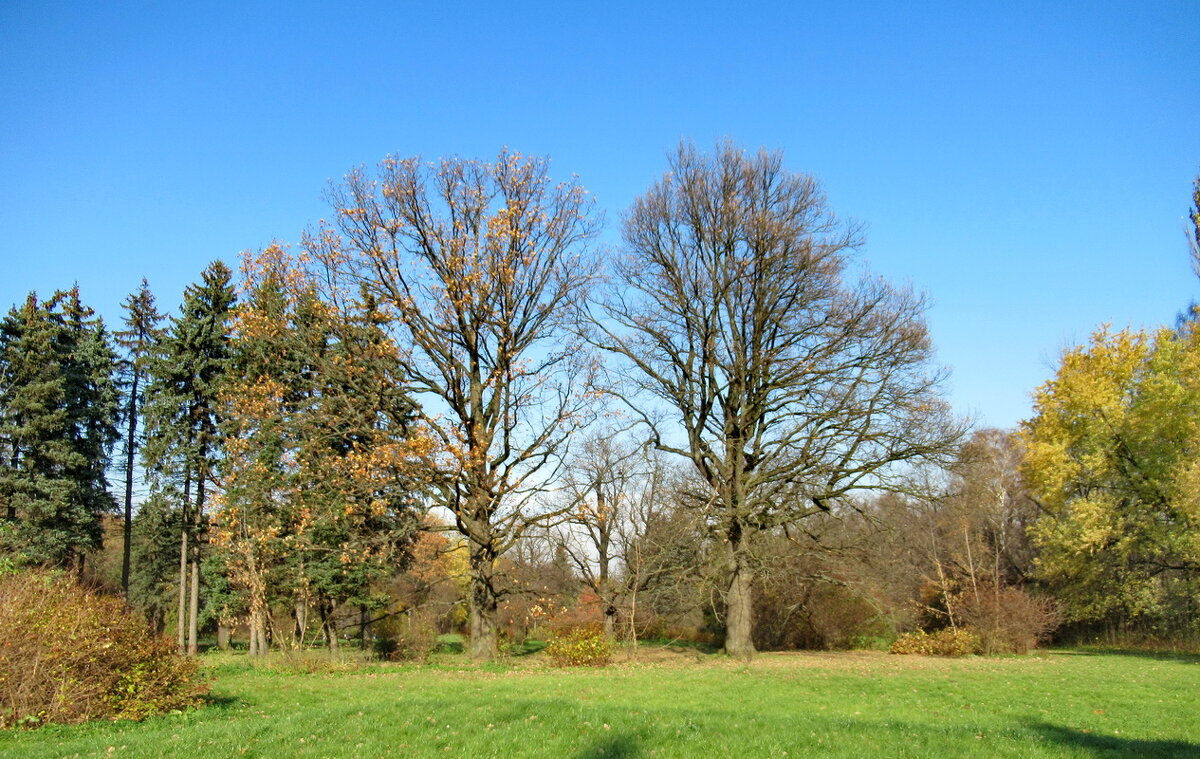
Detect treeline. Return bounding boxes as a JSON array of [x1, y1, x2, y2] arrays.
[[1, 145, 1197, 659]]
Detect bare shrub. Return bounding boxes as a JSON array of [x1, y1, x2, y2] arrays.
[[0, 570, 208, 728], [956, 585, 1061, 654]]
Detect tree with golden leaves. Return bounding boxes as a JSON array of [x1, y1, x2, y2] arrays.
[[307, 152, 599, 659]]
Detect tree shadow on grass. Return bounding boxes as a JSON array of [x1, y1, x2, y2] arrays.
[[574, 733, 641, 759], [1030, 721, 1200, 758], [199, 693, 242, 712], [1051, 648, 1200, 664]]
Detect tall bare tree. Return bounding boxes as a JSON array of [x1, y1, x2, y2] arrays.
[[307, 151, 599, 659], [591, 141, 963, 659]]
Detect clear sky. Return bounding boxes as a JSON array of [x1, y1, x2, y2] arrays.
[[1, 1, 1197, 431]]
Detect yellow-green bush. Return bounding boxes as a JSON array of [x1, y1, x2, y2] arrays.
[[544, 625, 613, 667], [0, 570, 208, 728], [889, 627, 981, 657]]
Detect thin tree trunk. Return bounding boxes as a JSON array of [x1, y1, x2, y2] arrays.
[[177, 472, 191, 654], [187, 471, 204, 656], [188, 554, 200, 655], [359, 604, 369, 650], [121, 370, 139, 596]]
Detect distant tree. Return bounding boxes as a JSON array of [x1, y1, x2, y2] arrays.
[[142, 262, 236, 654], [591, 141, 963, 659], [0, 288, 120, 569], [114, 279, 164, 595], [307, 150, 600, 659], [128, 490, 184, 634]]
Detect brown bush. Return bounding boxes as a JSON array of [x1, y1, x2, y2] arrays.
[[0, 570, 208, 728], [956, 585, 1061, 654]]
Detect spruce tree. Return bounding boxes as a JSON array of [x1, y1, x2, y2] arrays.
[[0, 288, 120, 568], [142, 262, 235, 654], [114, 279, 164, 594]]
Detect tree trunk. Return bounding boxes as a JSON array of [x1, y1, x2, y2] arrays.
[[468, 541, 500, 660], [323, 601, 339, 652], [177, 473, 191, 654], [121, 370, 139, 596], [723, 532, 756, 661], [188, 463, 206, 656], [217, 624, 231, 651], [187, 555, 200, 655], [293, 599, 309, 649], [359, 604, 369, 650]]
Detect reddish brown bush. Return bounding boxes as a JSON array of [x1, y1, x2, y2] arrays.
[[0, 570, 208, 728], [956, 584, 1061, 654]]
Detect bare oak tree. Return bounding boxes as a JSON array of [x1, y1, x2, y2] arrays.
[[591, 141, 963, 659], [307, 151, 599, 659]]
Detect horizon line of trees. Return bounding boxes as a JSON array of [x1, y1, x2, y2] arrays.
[[2, 145, 1197, 660]]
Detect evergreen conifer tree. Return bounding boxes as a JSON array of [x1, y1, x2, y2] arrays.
[[0, 287, 120, 568], [142, 262, 235, 654], [115, 279, 164, 594]]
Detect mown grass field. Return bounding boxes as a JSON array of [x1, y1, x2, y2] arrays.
[[3, 647, 1197, 758]]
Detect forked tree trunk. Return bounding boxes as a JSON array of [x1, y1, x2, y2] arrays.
[[188, 468, 206, 656], [468, 541, 500, 660], [723, 528, 756, 662]]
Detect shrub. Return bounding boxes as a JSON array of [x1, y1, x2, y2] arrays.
[[956, 585, 1061, 654], [544, 625, 613, 667], [371, 610, 439, 662], [890, 627, 981, 657], [0, 570, 208, 728]]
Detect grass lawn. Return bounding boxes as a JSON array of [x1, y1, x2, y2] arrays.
[[3, 647, 1197, 758]]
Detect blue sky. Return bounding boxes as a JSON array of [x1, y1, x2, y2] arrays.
[[1, 1, 1197, 431]]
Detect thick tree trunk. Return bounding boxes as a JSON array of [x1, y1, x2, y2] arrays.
[[322, 601, 339, 652], [723, 532, 756, 661], [468, 541, 500, 660], [216, 624, 231, 651]]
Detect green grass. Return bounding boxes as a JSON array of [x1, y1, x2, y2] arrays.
[[3, 648, 1197, 758]]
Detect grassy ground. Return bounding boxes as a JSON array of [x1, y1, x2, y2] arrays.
[[3, 646, 1197, 758]]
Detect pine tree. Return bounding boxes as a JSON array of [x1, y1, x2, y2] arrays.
[[0, 288, 120, 569], [114, 279, 164, 595], [142, 262, 235, 654]]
